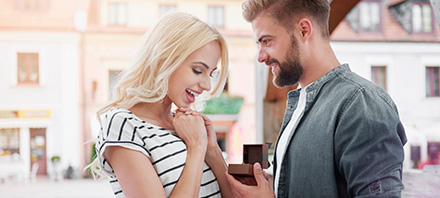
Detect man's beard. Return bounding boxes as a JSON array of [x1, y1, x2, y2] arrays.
[[268, 36, 303, 88]]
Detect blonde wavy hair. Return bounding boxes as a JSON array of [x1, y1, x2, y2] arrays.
[[88, 12, 228, 179]]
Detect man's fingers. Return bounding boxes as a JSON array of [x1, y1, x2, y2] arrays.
[[225, 172, 245, 188], [253, 163, 267, 186], [263, 170, 270, 182]]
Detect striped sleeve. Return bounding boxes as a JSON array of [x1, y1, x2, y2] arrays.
[[97, 110, 151, 171]]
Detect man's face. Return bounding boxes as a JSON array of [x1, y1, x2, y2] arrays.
[[252, 14, 303, 88]]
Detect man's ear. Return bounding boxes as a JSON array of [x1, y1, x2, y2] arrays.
[[297, 18, 313, 42]]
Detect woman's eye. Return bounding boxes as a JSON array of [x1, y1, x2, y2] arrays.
[[192, 69, 202, 74]]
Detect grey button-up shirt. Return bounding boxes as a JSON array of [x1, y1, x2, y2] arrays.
[[274, 64, 407, 198]]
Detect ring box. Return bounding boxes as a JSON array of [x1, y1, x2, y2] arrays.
[[228, 144, 269, 177]]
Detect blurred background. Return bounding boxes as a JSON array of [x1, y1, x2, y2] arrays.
[[0, 0, 439, 197]]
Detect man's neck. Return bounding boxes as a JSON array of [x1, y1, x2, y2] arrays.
[[299, 42, 340, 88]]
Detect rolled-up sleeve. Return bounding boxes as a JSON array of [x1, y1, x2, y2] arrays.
[[334, 88, 407, 197]]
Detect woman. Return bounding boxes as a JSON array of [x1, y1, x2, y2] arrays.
[[91, 12, 231, 198]]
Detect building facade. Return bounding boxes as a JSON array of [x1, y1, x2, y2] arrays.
[[0, 0, 258, 177], [1, 0, 439, 180], [330, 0, 440, 169], [0, 0, 88, 178]]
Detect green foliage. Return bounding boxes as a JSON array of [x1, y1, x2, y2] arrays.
[[90, 143, 97, 163], [86, 143, 98, 177], [51, 156, 60, 163], [202, 93, 244, 114]]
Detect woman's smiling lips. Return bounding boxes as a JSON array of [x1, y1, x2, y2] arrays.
[[185, 88, 201, 103]]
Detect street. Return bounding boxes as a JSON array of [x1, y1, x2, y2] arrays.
[[0, 169, 439, 198]]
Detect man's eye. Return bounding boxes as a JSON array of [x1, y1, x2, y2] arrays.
[[263, 40, 270, 44], [192, 69, 202, 74]]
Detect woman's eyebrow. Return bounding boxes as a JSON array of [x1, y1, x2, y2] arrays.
[[193, 62, 209, 69]]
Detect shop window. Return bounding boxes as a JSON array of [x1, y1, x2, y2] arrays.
[[30, 128, 47, 175], [17, 53, 39, 85], [0, 128, 20, 156], [208, 6, 224, 28], [346, 0, 381, 33], [426, 66, 440, 97], [371, 66, 387, 91], [410, 145, 421, 168], [108, 2, 127, 25], [412, 2, 433, 34], [428, 142, 440, 159], [159, 5, 176, 18]]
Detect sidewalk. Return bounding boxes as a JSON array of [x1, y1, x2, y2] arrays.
[[0, 177, 114, 198], [402, 167, 440, 198], [1, 169, 439, 198]]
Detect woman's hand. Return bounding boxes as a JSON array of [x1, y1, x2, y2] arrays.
[[172, 109, 208, 150], [176, 108, 233, 198], [198, 112, 218, 150], [176, 108, 219, 151]]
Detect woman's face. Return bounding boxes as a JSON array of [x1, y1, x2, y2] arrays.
[[167, 41, 221, 108]]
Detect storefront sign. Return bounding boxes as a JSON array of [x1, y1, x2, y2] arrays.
[[0, 110, 51, 118], [0, 110, 19, 118]]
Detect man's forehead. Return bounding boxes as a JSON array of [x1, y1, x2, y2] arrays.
[[252, 16, 285, 42], [251, 16, 271, 40]]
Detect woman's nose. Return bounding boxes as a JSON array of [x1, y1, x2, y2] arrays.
[[200, 75, 211, 91]]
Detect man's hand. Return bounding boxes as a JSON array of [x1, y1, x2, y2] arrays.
[[226, 163, 275, 198]]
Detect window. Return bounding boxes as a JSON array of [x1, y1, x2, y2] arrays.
[[17, 53, 39, 85], [14, 0, 50, 11], [426, 67, 440, 97], [359, 1, 381, 32], [109, 70, 122, 99], [208, 6, 224, 27], [108, 3, 127, 25], [410, 145, 421, 161], [0, 128, 20, 156], [159, 5, 176, 18], [410, 145, 421, 168], [346, 0, 381, 33], [371, 66, 387, 90], [427, 142, 440, 163], [412, 2, 433, 34]]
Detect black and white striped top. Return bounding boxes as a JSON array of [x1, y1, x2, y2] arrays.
[[96, 108, 221, 198]]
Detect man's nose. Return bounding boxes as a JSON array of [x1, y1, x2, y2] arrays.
[[258, 48, 268, 63]]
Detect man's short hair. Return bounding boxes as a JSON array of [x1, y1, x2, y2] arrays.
[[242, 0, 330, 38]]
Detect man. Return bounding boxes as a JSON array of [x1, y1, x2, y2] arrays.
[[225, 0, 407, 197]]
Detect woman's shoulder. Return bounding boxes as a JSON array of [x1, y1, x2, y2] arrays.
[[106, 107, 132, 117], [103, 108, 171, 131], [101, 108, 139, 126]]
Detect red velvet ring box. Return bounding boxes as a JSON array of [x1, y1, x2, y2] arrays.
[[228, 144, 269, 176]]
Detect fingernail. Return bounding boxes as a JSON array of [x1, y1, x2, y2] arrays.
[[255, 162, 261, 169]]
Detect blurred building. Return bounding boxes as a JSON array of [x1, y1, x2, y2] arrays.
[[0, 0, 439, 180], [0, 0, 257, 179], [330, 0, 440, 169], [0, 0, 88, 178]]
